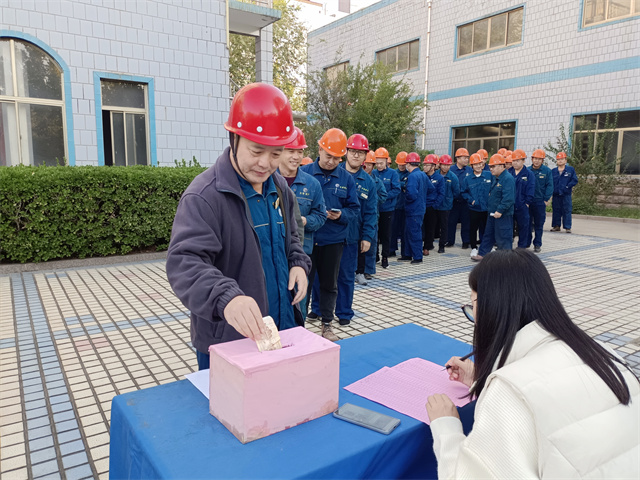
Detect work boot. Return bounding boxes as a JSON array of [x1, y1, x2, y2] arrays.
[[550, 226, 560, 232], [321, 323, 339, 342], [437, 247, 445, 253], [307, 312, 319, 321], [410, 259, 422, 264], [338, 318, 350, 326], [534, 246, 541, 253], [398, 256, 412, 261], [355, 273, 368, 285], [381, 257, 389, 269]]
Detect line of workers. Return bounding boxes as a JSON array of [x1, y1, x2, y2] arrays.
[[277, 127, 578, 341]]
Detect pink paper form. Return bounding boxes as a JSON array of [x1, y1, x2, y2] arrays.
[[344, 358, 471, 424]]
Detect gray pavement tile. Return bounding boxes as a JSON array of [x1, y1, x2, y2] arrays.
[[29, 436, 54, 452], [30, 447, 58, 464], [31, 459, 59, 478], [64, 464, 94, 480], [61, 451, 89, 469]]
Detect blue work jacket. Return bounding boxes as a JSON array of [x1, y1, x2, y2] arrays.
[[461, 171, 492, 212], [509, 167, 536, 209], [404, 168, 428, 217], [427, 171, 445, 209], [529, 165, 554, 203], [552, 165, 579, 196], [340, 164, 378, 245], [395, 168, 410, 209], [488, 170, 516, 216], [301, 161, 360, 246], [371, 173, 388, 214], [373, 167, 401, 212], [450, 164, 473, 201], [437, 170, 460, 211], [287, 169, 327, 255]]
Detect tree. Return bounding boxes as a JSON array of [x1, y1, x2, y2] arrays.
[[229, 0, 307, 111], [304, 62, 425, 159]]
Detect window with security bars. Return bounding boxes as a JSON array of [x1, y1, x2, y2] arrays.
[[583, 0, 639, 27], [101, 80, 149, 166], [375, 40, 419, 73], [324, 62, 348, 83], [0, 38, 66, 166], [573, 110, 640, 174], [452, 122, 516, 156], [457, 8, 523, 58]]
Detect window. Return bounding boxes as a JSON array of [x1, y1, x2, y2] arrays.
[[457, 8, 523, 58], [325, 62, 348, 83], [101, 80, 149, 166], [583, 0, 639, 27], [452, 122, 516, 155], [0, 38, 66, 166], [375, 40, 419, 73], [573, 110, 640, 174]]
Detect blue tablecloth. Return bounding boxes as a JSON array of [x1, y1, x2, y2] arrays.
[[109, 323, 475, 479]]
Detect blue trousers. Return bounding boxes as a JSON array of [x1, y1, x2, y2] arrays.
[[312, 242, 358, 320], [447, 200, 470, 244], [478, 215, 513, 256], [364, 232, 377, 275], [513, 207, 530, 248], [392, 208, 405, 254], [404, 214, 424, 260], [528, 201, 547, 247], [552, 194, 573, 229]]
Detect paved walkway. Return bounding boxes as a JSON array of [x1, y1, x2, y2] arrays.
[[1, 222, 639, 479]]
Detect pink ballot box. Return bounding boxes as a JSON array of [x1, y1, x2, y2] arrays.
[[209, 326, 340, 444]]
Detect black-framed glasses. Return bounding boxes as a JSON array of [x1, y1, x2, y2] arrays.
[[461, 304, 475, 323], [347, 149, 365, 157]]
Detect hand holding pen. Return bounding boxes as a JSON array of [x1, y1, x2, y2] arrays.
[[442, 352, 475, 388]]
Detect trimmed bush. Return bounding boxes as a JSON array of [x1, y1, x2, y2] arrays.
[[0, 165, 206, 263]]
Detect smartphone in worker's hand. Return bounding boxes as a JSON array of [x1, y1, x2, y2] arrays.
[[333, 403, 400, 434], [330, 208, 341, 212]]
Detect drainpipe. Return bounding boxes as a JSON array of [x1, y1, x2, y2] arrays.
[[421, 0, 432, 150]]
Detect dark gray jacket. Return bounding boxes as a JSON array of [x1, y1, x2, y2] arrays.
[[166, 148, 311, 353]]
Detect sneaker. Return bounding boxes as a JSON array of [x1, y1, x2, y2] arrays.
[[461, 243, 470, 249], [550, 226, 560, 232], [307, 312, 319, 320], [321, 323, 340, 342], [565, 229, 571, 233], [381, 257, 389, 269], [470, 248, 478, 257], [355, 273, 368, 285], [534, 246, 541, 253], [338, 318, 350, 326], [471, 255, 483, 262], [364, 273, 373, 280], [398, 256, 412, 261], [437, 247, 445, 253], [410, 259, 423, 264], [445, 243, 454, 247]]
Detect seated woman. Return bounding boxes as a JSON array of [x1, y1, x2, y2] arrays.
[[426, 249, 639, 479]]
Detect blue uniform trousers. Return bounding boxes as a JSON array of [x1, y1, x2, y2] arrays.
[[528, 201, 547, 247], [392, 208, 405, 254], [363, 232, 378, 275], [447, 200, 470, 245], [552, 194, 573, 229], [404, 215, 423, 261], [513, 207, 530, 248], [478, 215, 513, 256]]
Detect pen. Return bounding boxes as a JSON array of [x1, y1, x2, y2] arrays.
[[442, 351, 474, 371]]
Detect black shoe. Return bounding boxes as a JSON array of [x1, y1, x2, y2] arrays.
[[461, 243, 470, 249], [381, 257, 389, 268], [398, 256, 412, 261], [534, 246, 541, 253], [437, 247, 445, 253], [388, 251, 396, 257], [338, 318, 351, 326], [410, 259, 423, 264], [364, 273, 373, 280], [445, 243, 454, 247], [307, 312, 319, 320]]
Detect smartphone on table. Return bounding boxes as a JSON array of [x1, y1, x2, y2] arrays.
[[333, 403, 400, 435]]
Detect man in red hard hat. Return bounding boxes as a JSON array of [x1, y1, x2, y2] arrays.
[[167, 83, 311, 369]]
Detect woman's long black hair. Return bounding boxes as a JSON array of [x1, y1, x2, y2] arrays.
[[468, 249, 634, 405]]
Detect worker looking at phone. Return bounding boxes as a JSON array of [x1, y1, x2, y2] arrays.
[[426, 249, 639, 479]]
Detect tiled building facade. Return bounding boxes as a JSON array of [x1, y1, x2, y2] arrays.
[[308, 0, 640, 173]]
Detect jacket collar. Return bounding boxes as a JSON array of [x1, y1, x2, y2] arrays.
[[214, 147, 243, 195], [310, 159, 340, 178]]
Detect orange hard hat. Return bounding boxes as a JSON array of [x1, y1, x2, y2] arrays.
[[556, 151, 567, 160], [455, 147, 469, 157], [301, 157, 313, 165], [346, 133, 369, 151], [488, 154, 506, 166], [423, 154, 439, 164], [439, 154, 453, 165], [396, 151, 407, 165], [477, 149, 488, 160], [284, 126, 308, 150], [405, 152, 421, 164], [364, 150, 377, 164], [497, 148, 507, 155], [505, 155, 513, 163], [511, 149, 526, 161], [469, 153, 483, 165], [505, 150, 512, 157], [318, 128, 347, 156], [532, 149, 546, 159], [375, 147, 389, 159]]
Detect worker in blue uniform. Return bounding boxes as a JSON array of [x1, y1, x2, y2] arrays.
[[447, 148, 473, 248], [508, 149, 536, 249], [391, 152, 409, 257], [527, 149, 554, 252], [461, 153, 492, 257], [435, 155, 460, 254], [300, 128, 360, 342], [422, 154, 445, 255], [551, 151, 579, 233], [472, 154, 516, 261], [360, 151, 387, 280], [372, 147, 401, 269]]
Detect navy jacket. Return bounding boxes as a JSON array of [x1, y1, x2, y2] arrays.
[[488, 169, 516, 216], [552, 165, 579, 196], [301, 160, 360, 246], [287, 169, 326, 255], [373, 167, 401, 212], [450, 164, 473, 201], [404, 168, 429, 217], [372, 173, 388, 213], [427, 171, 445, 209], [509, 167, 536, 210], [437, 170, 460, 211], [166, 148, 311, 353], [461, 171, 493, 212], [395, 168, 410, 209], [340, 164, 378, 245], [529, 165, 554, 203]]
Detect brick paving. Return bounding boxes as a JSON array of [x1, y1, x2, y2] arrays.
[[1, 230, 639, 479]]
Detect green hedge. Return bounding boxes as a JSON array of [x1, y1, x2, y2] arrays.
[[0, 165, 206, 263]]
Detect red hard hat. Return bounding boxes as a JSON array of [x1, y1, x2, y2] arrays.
[[423, 154, 439, 164], [469, 153, 482, 165], [374, 147, 389, 159], [511, 149, 526, 161], [477, 149, 488, 160], [439, 154, 453, 165], [224, 83, 296, 146], [557, 151, 567, 160], [532, 149, 546, 159], [396, 151, 408, 165], [347, 133, 369, 151], [318, 128, 347, 156], [488, 154, 505, 166], [405, 152, 421, 164], [455, 147, 469, 157], [284, 126, 307, 150], [364, 150, 377, 164], [301, 157, 313, 165]]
